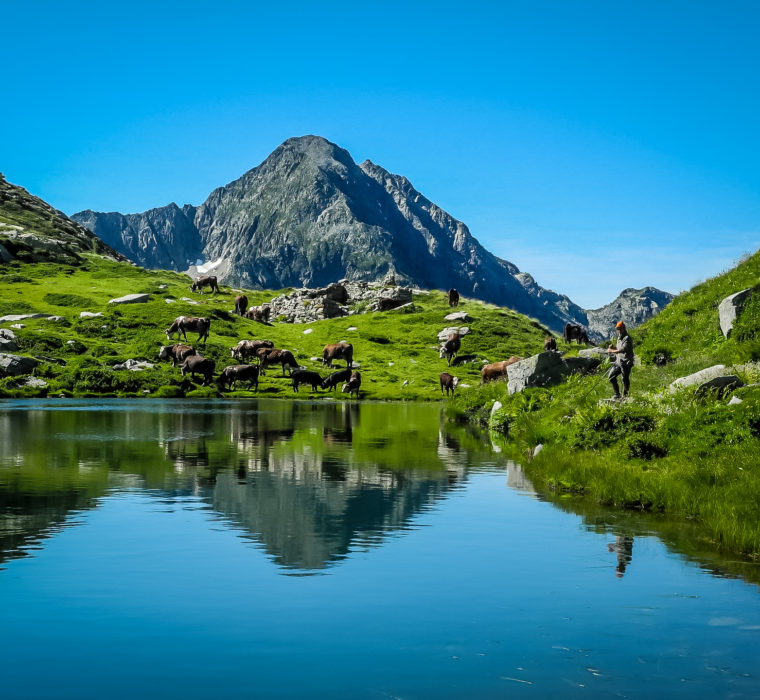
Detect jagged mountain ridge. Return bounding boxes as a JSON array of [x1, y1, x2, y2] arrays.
[[585, 286, 675, 340], [71, 135, 670, 336]]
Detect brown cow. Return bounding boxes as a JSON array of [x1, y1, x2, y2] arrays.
[[341, 371, 362, 399], [259, 348, 298, 376], [440, 372, 460, 396], [217, 364, 259, 391], [322, 368, 352, 391], [544, 336, 557, 352], [439, 333, 461, 366], [291, 369, 323, 393], [234, 294, 248, 316], [158, 343, 196, 367], [448, 288, 460, 307], [322, 342, 353, 369], [245, 304, 271, 323], [180, 355, 215, 385], [191, 275, 219, 294], [481, 356, 522, 384], [165, 316, 211, 343], [231, 339, 274, 362]]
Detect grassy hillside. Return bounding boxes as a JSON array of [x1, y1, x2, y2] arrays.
[[0, 255, 555, 400]]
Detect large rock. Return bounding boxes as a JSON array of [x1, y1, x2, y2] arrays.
[[437, 326, 471, 341], [563, 355, 601, 374], [0, 329, 18, 352], [0, 313, 56, 322], [670, 365, 727, 391], [507, 351, 567, 395], [719, 288, 753, 338], [444, 311, 470, 322], [694, 375, 743, 399], [369, 286, 413, 312], [0, 353, 39, 377], [108, 293, 150, 305]]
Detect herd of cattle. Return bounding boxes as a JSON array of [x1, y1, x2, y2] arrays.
[[157, 278, 594, 399]]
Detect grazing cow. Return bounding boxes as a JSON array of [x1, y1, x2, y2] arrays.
[[341, 371, 362, 399], [563, 323, 590, 345], [231, 339, 274, 362], [217, 364, 259, 391], [291, 369, 323, 393], [439, 333, 461, 366], [165, 316, 211, 343], [245, 304, 271, 323], [322, 342, 353, 369], [234, 294, 248, 316], [448, 288, 460, 307], [440, 372, 460, 396], [180, 355, 215, 385], [158, 343, 196, 367], [190, 275, 219, 294], [259, 348, 298, 376], [322, 368, 352, 392], [544, 336, 557, 352], [481, 356, 522, 384]]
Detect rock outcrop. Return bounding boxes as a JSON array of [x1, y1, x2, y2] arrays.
[[0, 329, 18, 352], [718, 288, 753, 338], [507, 351, 568, 395], [0, 353, 39, 377]]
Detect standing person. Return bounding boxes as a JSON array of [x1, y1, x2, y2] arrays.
[[607, 321, 634, 398]]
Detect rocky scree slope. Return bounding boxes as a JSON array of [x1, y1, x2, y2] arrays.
[[0, 174, 124, 265], [72, 136, 670, 336]]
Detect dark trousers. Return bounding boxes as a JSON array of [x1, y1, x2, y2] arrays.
[[609, 361, 631, 396]]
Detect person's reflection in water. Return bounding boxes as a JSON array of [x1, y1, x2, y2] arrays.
[[608, 535, 634, 578]]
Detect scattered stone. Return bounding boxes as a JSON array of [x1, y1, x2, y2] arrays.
[[158, 284, 168, 289], [401, 380, 409, 386], [9, 324, 24, 329], [0, 353, 40, 377], [507, 351, 567, 395], [180, 297, 200, 305], [347, 326, 357, 331], [728, 396, 744, 406], [444, 311, 470, 322], [437, 326, 471, 342], [459, 383, 471, 388], [17, 376, 48, 389], [533, 444, 544, 457], [165, 298, 176, 304], [0, 313, 56, 322], [108, 293, 150, 305], [303, 328, 313, 334], [79, 311, 103, 318], [310, 356, 320, 362], [694, 375, 743, 399], [670, 365, 727, 391], [388, 362, 394, 366], [113, 359, 155, 371], [719, 288, 753, 338], [491, 400, 503, 415], [45, 316, 66, 323], [0, 329, 18, 352]]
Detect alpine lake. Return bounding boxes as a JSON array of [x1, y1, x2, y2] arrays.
[[1, 398, 759, 699]]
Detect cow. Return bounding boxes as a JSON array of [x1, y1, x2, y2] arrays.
[[231, 339, 274, 362], [481, 356, 522, 384], [158, 343, 196, 367], [165, 316, 211, 343], [564, 323, 590, 345], [217, 364, 259, 391], [322, 368, 352, 392], [291, 369, 323, 393], [341, 371, 362, 399], [234, 294, 248, 316], [190, 275, 219, 294], [180, 355, 215, 385], [440, 372, 460, 396], [322, 342, 353, 369], [544, 336, 557, 352], [448, 288, 460, 307], [259, 348, 298, 376], [245, 304, 271, 323], [439, 333, 461, 366]]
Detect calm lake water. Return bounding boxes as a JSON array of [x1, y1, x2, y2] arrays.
[[1, 399, 759, 699]]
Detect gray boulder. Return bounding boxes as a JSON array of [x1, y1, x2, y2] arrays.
[[719, 288, 753, 338], [694, 375, 743, 399], [16, 376, 48, 389], [113, 359, 155, 371], [563, 355, 601, 374], [0, 329, 19, 352], [0, 353, 40, 377], [670, 365, 727, 391], [108, 293, 150, 305], [0, 313, 56, 323], [80, 311, 104, 318], [507, 351, 567, 395], [579, 347, 611, 360], [444, 311, 470, 322], [437, 326, 471, 342]]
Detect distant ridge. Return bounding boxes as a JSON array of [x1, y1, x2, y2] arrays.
[[72, 135, 671, 336]]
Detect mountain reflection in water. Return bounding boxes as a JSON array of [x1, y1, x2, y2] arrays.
[[0, 399, 497, 573]]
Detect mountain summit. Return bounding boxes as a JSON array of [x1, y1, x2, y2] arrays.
[[72, 135, 669, 335]]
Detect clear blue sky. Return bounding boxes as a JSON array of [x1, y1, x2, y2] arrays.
[[3, 1, 758, 307]]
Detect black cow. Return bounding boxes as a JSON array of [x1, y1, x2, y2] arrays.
[[564, 323, 590, 345]]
